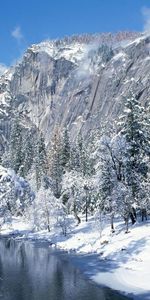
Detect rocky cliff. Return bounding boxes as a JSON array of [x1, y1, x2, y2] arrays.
[[1, 31, 150, 151]]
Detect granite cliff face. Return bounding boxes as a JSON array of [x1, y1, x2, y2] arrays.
[[0, 32, 150, 150]]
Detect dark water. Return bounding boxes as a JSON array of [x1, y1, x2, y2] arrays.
[[0, 238, 131, 300]]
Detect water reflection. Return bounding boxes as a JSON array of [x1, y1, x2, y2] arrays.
[[0, 238, 131, 300]]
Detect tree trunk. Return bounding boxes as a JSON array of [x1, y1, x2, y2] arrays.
[[85, 197, 88, 222], [84, 186, 89, 222], [130, 212, 136, 224], [74, 211, 81, 225], [141, 209, 147, 222], [130, 207, 136, 224], [111, 214, 115, 233], [73, 203, 81, 225], [125, 217, 129, 233], [45, 205, 50, 232]]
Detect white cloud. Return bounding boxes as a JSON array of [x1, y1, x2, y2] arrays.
[[142, 7, 150, 33], [77, 43, 100, 79], [11, 26, 24, 42]]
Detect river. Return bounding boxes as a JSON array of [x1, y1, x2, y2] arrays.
[[0, 237, 132, 300]]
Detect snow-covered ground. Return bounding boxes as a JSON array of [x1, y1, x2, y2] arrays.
[[0, 216, 150, 300]]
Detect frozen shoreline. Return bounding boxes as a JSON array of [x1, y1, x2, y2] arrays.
[[0, 216, 150, 300]]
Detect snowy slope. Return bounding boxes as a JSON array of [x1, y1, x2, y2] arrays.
[[54, 218, 150, 299]]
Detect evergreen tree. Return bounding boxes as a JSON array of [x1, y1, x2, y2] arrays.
[[99, 148, 116, 232], [118, 93, 149, 218], [20, 129, 35, 177], [9, 116, 23, 173], [76, 132, 95, 177], [34, 131, 48, 190], [60, 127, 71, 169], [48, 127, 63, 198], [75, 132, 95, 221], [143, 104, 150, 158]]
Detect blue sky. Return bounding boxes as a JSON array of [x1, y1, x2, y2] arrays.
[[0, 0, 149, 66]]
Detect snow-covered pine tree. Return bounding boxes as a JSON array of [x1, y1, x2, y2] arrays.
[[34, 131, 48, 190], [76, 132, 95, 221], [69, 132, 82, 172], [47, 127, 63, 198], [142, 104, 150, 158], [69, 145, 80, 171], [60, 127, 71, 169], [108, 133, 136, 230], [118, 92, 149, 220], [20, 129, 35, 178], [99, 145, 116, 232], [9, 115, 23, 173]]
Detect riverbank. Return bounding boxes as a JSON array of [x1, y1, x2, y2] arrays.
[[0, 216, 150, 300]]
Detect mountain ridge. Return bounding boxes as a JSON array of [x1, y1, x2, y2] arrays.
[[0, 31, 149, 153]]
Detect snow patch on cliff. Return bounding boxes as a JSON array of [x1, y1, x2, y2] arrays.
[[30, 41, 86, 64]]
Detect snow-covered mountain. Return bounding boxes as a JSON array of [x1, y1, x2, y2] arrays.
[[0, 31, 149, 151], [0, 32, 150, 300]]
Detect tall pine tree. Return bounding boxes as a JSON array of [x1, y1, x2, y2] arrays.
[[118, 92, 149, 219]]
